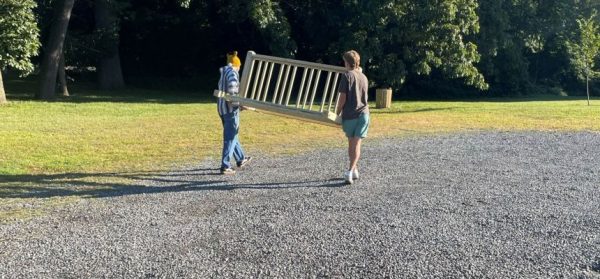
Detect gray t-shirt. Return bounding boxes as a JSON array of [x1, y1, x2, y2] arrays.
[[338, 69, 369, 120]]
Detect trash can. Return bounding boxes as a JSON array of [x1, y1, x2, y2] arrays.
[[376, 88, 392, 109]]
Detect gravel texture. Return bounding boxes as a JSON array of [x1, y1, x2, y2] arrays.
[[1, 132, 599, 278]]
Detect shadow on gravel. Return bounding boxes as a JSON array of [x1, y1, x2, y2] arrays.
[[0, 170, 345, 199], [225, 178, 347, 190], [591, 259, 600, 273]]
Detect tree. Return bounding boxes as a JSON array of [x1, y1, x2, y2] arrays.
[[566, 11, 600, 105], [179, 0, 296, 57], [475, 0, 531, 96], [95, 0, 125, 89], [0, 0, 40, 104], [283, 0, 488, 91], [37, 0, 75, 100], [36, 0, 70, 97], [247, 0, 296, 57], [58, 51, 69, 96], [474, 0, 598, 96]]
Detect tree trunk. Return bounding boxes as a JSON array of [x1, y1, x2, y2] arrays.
[[95, 0, 125, 90], [58, 51, 69, 96], [37, 0, 75, 100], [0, 71, 6, 104], [586, 74, 590, 106]]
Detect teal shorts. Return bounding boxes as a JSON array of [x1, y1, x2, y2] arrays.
[[342, 113, 370, 138]]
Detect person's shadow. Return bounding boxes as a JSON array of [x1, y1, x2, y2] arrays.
[[0, 168, 346, 199]]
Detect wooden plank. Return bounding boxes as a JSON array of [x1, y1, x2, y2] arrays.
[[214, 90, 341, 127], [299, 69, 314, 108], [308, 70, 322, 110], [239, 51, 256, 98], [250, 60, 263, 99], [284, 66, 298, 106], [256, 62, 270, 101], [320, 72, 332, 112], [252, 53, 346, 73], [278, 65, 292, 105], [327, 73, 340, 112], [272, 64, 285, 104], [262, 62, 275, 102]]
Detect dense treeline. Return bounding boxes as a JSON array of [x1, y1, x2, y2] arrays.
[[0, 0, 599, 102]]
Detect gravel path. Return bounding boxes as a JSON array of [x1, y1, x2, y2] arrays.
[[1, 132, 599, 278]]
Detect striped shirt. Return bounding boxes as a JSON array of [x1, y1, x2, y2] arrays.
[[217, 64, 240, 116]]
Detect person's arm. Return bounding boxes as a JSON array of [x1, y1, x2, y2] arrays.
[[336, 92, 346, 116], [335, 73, 349, 116], [226, 68, 240, 107]]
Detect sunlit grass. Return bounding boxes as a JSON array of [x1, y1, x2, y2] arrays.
[[1, 79, 599, 222], [372, 99, 600, 135], [3, 95, 598, 175]]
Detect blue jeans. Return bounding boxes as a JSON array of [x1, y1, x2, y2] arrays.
[[220, 110, 246, 169]]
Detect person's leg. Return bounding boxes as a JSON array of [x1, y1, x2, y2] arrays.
[[352, 113, 369, 177], [233, 136, 245, 162], [342, 118, 358, 183], [348, 137, 362, 171], [220, 113, 236, 170], [348, 114, 370, 179], [231, 111, 246, 163]]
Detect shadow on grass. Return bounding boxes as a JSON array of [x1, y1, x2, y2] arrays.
[[395, 94, 596, 102], [370, 107, 457, 114], [4, 78, 216, 104], [0, 169, 345, 199]]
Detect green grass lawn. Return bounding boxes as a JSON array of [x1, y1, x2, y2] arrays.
[[1, 79, 599, 222]]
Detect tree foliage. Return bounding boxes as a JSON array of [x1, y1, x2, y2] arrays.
[[20, 0, 600, 98], [0, 0, 40, 103], [282, 0, 488, 90], [474, 0, 600, 96], [566, 11, 600, 104], [248, 0, 296, 57], [0, 0, 40, 74], [566, 12, 600, 82]]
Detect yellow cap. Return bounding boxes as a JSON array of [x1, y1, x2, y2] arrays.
[[227, 51, 241, 67]]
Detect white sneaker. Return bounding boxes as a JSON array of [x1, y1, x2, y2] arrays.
[[344, 170, 354, 184], [352, 169, 359, 180]]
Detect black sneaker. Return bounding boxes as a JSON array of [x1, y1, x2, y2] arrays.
[[236, 157, 253, 168], [220, 168, 236, 175]]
